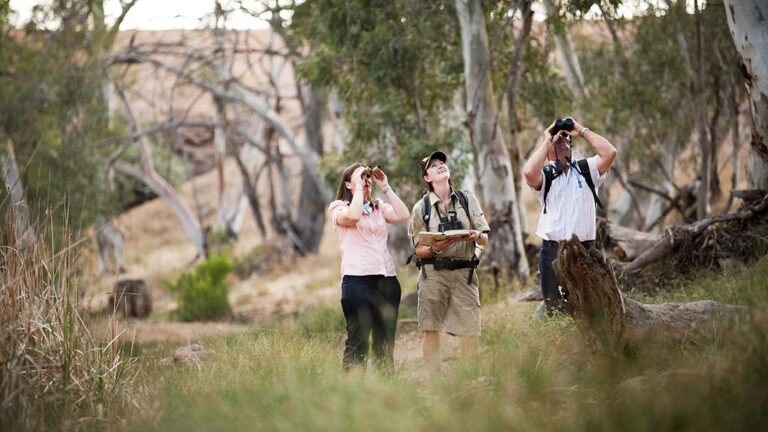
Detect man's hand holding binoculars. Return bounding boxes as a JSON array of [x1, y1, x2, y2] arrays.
[[546, 117, 588, 143]]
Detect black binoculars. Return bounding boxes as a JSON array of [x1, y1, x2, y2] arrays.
[[438, 212, 464, 233], [550, 117, 575, 136]]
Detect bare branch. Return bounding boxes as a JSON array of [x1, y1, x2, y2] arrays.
[[107, 49, 329, 202], [113, 84, 206, 257]]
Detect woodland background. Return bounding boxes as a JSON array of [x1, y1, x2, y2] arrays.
[[1, 0, 767, 431]]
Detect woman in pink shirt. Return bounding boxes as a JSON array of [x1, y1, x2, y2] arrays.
[[328, 163, 410, 371]]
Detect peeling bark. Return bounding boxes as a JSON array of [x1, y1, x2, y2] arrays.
[[455, 0, 530, 281], [723, 0, 768, 189]]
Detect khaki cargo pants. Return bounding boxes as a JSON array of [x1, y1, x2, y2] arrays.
[[417, 266, 480, 337]]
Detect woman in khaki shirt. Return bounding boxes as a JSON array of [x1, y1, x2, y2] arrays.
[[408, 151, 490, 374]]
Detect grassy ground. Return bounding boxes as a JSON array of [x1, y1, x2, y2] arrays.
[[120, 259, 768, 432]]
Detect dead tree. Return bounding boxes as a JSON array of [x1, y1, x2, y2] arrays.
[[626, 192, 768, 274], [554, 236, 748, 354], [597, 218, 660, 261], [112, 85, 207, 258], [107, 25, 330, 257]]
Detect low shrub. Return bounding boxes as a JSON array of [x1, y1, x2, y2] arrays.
[[168, 255, 233, 321]]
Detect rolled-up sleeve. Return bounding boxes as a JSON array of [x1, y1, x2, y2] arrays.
[[408, 201, 424, 246], [588, 156, 607, 188]]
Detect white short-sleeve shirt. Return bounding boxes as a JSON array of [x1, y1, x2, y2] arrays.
[[532, 156, 607, 242]]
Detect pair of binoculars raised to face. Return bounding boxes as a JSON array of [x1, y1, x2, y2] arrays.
[[550, 117, 575, 136], [363, 165, 383, 178]]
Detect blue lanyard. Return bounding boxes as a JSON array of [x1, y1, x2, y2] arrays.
[[362, 202, 373, 215]]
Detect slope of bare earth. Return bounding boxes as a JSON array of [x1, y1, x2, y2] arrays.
[[82, 154, 343, 343]]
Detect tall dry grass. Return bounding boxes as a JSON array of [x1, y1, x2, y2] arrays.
[[125, 260, 768, 432], [0, 210, 136, 431]]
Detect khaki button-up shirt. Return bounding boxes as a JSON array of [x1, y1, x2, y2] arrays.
[[408, 189, 490, 260]]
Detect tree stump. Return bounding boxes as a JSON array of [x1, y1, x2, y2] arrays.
[[553, 236, 748, 353], [109, 279, 153, 319]]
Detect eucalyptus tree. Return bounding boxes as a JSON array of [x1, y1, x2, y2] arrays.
[[569, 0, 742, 226], [723, 0, 768, 190], [0, 1, 128, 245], [291, 0, 560, 278]]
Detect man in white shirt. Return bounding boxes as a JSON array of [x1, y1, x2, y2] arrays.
[[522, 118, 618, 314]]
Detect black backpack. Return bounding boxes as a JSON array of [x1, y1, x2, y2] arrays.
[[543, 158, 603, 214]]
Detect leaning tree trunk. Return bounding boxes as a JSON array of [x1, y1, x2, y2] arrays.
[[724, 0, 768, 190], [554, 236, 748, 354], [455, 0, 530, 281]]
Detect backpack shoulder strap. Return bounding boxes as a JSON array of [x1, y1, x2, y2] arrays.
[[421, 193, 432, 230], [542, 166, 557, 214], [454, 189, 472, 226], [576, 159, 604, 209]]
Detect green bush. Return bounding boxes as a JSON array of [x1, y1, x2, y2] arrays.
[[168, 255, 233, 321]]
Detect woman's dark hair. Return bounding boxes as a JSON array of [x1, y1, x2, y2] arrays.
[[335, 163, 378, 208]]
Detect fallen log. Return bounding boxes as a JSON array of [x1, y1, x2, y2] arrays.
[[554, 236, 749, 354], [625, 192, 768, 274], [598, 219, 659, 261]]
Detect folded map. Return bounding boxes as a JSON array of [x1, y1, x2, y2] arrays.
[[415, 229, 471, 243]]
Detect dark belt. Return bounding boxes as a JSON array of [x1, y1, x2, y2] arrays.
[[542, 240, 594, 248], [419, 259, 474, 271], [417, 258, 477, 283]]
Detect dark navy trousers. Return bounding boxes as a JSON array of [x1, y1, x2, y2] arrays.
[[340, 275, 401, 371]]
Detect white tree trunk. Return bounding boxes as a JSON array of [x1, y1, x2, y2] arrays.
[[544, 0, 587, 101], [328, 89, 349, 152], [1, 136, 35, 254], [94, 218, 126, 274], [455, 0, 530, 280], [723, 0, 768, 189]]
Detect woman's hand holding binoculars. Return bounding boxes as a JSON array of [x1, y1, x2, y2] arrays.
[[350, 166, 367, 190], [370, 166, 390, 191]]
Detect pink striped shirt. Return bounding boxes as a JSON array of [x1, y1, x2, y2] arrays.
[[329, 199, 397, 277]]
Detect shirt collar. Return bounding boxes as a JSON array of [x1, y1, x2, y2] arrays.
[[427, 189, 458, 206]]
